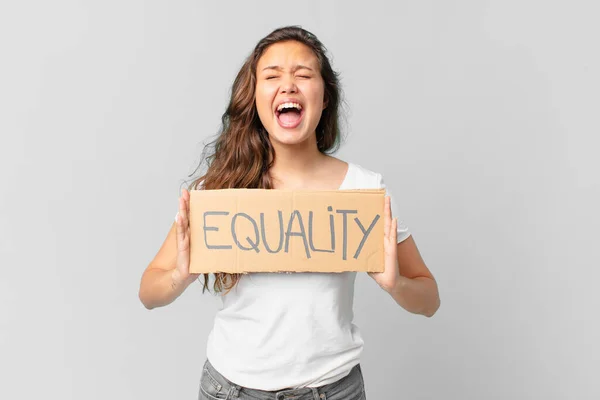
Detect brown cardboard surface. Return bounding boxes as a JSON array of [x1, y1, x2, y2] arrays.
[[188, 188, 385, 273]]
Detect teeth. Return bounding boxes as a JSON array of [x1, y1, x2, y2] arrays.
[[276, 102, 303, 112]]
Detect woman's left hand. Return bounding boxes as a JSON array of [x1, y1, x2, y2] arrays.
[[368, 196, 401, 294]]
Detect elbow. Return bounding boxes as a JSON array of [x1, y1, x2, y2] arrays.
[[423, 277, 440, 318], [138, 277, 157, 310], [138, 288, 154, 310], [423, 296, 441, 318]]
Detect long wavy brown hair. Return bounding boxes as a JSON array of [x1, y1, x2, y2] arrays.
[[184, 25, 346, 295]]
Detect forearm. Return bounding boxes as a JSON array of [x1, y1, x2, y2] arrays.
[[138, 268, 191, 310], [390, 276, 440, 317]]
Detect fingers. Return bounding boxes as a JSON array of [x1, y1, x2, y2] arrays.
[[176, 190, 190, 251], [392, 217, 398, 243], [180, 189, 190, 223], [384, 196, 391, 238], [175, 198, 185, 248], [183, 189, 191, 220]]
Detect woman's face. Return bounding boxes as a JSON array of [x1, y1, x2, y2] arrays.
[[255, 40, 326, 149]]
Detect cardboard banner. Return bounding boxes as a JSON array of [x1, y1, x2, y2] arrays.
[[188, 188, 385, 273]]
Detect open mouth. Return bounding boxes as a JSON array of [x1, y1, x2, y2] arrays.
[[275, 101, 304, 129]]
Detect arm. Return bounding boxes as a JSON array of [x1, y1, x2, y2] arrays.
[[138, 223, 194, 309], [369, 196, 440, 317], [390, 236, 440, 317], [139, 189, 199, 310]]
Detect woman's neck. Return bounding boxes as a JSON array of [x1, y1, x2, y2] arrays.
[[268, 140, 328, 186]]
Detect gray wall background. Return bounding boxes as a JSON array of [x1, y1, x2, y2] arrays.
[[1, 1, 598, 399]]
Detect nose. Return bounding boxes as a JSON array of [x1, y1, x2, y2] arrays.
[[280, 75, 297, 94]]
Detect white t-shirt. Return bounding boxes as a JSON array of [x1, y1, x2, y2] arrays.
[[203, 162, 411, 390]]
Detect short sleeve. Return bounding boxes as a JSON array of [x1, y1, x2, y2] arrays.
[[377, 173, 411, 243]]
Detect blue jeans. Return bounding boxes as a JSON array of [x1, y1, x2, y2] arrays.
[[198, 358, 366, 400]]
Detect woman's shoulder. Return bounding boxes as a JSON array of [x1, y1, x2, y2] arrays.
[[344, 161, 384, 189]]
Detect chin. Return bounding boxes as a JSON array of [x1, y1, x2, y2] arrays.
[[269, 129, 313, 147]]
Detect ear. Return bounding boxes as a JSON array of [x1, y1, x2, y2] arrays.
[[323, 96, 328, 110]]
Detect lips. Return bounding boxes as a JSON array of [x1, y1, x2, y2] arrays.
[[274, 98, 304, 114], [277, 109, 303, 129], [274, 98, 304, 129]]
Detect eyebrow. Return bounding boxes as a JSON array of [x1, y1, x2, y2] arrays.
[[261, 65, 314, 72]]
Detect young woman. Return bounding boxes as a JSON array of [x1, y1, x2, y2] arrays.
[[139, 26, 440, 400]]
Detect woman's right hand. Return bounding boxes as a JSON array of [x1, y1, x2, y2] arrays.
[[172, 188, 200, 289]]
